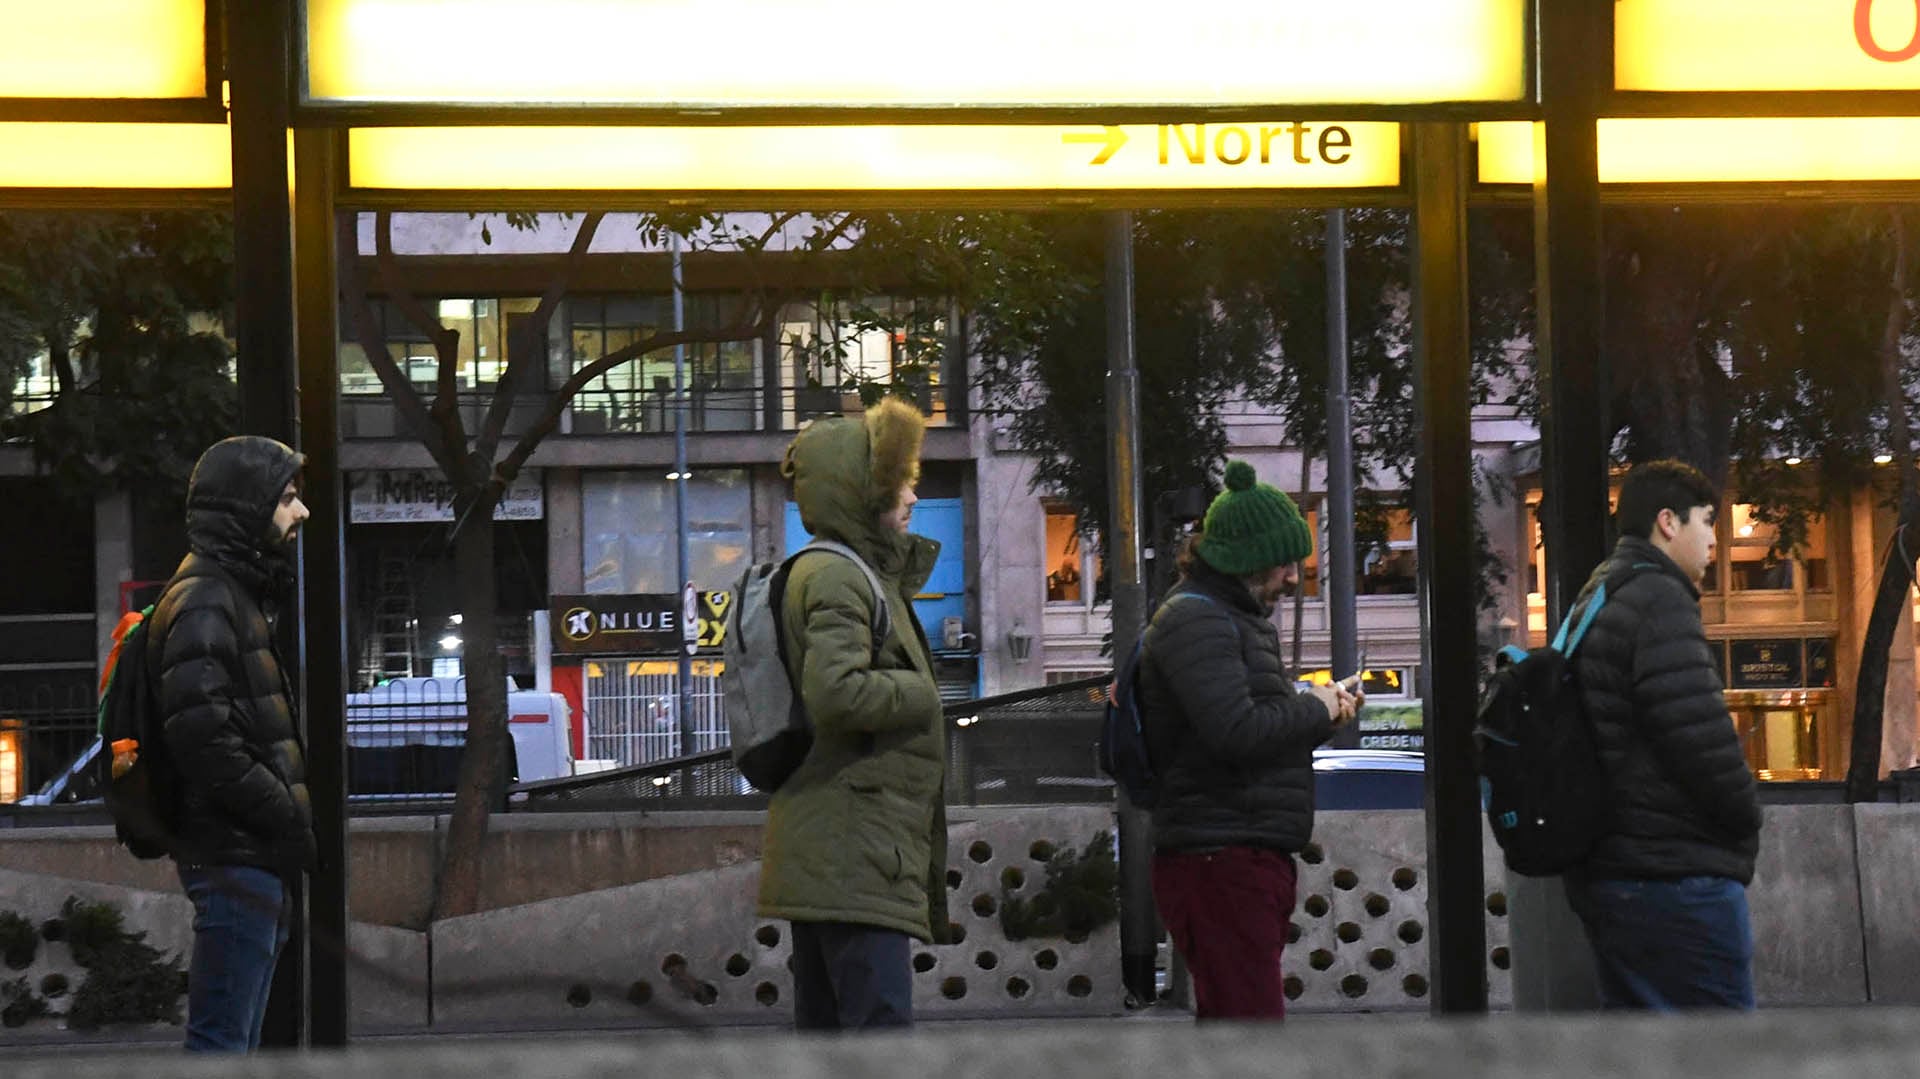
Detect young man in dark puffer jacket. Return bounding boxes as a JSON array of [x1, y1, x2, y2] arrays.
[[1137, 460, 1358, 1020], [149, 436, 315, 1051], [1566, 459, 1762, 1010]]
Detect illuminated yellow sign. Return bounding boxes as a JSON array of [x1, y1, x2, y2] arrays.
[[0, 1, 206, 99], [1617, 0, 1920, 91], [0, 123, 228, 187], [350, 123, 1401, 192], [308, 0, 1525, 107], [1478, 117, 1920, 184]]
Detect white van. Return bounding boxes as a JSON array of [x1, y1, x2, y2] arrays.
[[18, 678, 574, 806]]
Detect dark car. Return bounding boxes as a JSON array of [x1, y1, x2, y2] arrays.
[[1312, 748, 1426, 810]]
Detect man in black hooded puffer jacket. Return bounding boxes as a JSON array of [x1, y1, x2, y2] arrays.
[[1565, 459, 1762, 1011], [148, 435, 314, 1051]]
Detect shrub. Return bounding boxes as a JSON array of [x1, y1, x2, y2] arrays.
[[56, 897, 184, 1030], [999, 831, 1119, 942], [1, 976, 49, 1028], [0, 911, 37, 970]]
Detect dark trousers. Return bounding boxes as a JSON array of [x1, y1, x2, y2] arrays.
[[1566, 874, 1756, 1011], [1151, 846, 1298, 1020], [177, 864, 293, 1052], [788, 920, 913, 1030]]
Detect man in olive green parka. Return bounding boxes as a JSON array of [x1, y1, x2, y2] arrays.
[[757, 396, 947, 1029]]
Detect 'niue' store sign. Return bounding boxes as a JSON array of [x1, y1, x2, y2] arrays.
[[550, 592, 733, 656]]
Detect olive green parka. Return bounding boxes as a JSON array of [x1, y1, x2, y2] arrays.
[[755, 398, 949, 942]]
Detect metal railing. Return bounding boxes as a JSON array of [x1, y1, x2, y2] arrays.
[[511, 675, 1110, 811]]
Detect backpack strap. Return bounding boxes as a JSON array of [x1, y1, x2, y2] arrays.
[[787, 539, 894, 655], [1552, 560, 1660, 658]]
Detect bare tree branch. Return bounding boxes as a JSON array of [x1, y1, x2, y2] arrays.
[[374, 212, 469, 476], [335, 213, 459, 477], [491, 305, 779, 495], [474, 211, 606, 460]]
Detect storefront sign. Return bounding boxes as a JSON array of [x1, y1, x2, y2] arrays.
[[551, 592, 733, 656], [1805, 638, 1836, 687], [348, 470, 543, 524], [349, 122, 1401, 193], [1729, 638, 1805, 689], [1617, 0, 1920, 92], [1356, 702, 1424, 752], [308, 0, 1526, 109]]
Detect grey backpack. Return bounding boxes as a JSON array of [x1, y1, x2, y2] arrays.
[[722, 540, 892, 792]]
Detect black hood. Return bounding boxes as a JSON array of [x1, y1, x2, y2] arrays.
[[185, 436, 305, 595]]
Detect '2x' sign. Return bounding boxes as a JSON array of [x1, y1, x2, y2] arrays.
[[1857, 0, 1920, 62]]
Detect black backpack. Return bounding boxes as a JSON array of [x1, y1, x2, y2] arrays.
[[94, 605, 180, 860], [1475, 564, 1646, 877], [1100, 592, 1235, 809]]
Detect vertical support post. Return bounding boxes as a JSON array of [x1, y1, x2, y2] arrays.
[[1324, 208, 1359, 746], [1104, 210, 1154, 1005], [1512, 0, 1613, 1012], [292, 127, 349, 1046], [671, 238, 694, 763], [229, 0, 306, 1047], [1410, 121, 1488, 1016]]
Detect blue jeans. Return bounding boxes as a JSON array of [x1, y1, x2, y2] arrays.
[[1566, 875, 1755, 1011], [178, 864, 292, 1052], [788, 921, 913, 1030]]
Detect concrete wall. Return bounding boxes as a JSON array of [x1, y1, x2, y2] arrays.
[[0, 803, 1913, 1039]]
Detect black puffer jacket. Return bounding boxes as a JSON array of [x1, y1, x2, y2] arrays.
[[1138, 559, 1334, 852], [1571, 536, 1761, 884], [150, 436, 314, 874]]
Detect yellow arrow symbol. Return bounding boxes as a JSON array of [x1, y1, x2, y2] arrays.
[[1063, 125, 1128, 165]]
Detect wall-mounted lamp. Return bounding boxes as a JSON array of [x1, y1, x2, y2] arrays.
[[1007, 621, 1034, 664]]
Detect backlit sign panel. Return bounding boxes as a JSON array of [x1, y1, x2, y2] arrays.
[[0, 122, 228, 187], [0, 1, 206, 99], [1478, 117, 1920, 184], [350, 123, 1402, 192], [308, 0, 1525, 109], [1617, 0, 1920, 92]]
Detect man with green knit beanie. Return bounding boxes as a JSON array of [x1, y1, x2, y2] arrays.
[[1134, 458, 1357, 1021]]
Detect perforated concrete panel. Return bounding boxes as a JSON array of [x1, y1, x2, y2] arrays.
[[429, 806, 1121, 1027], [1289, 810, 1512, 1011]]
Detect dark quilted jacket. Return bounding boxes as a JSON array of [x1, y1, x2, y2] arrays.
[[1571, 536, 1762, 884], [149, 437, 314, 873], [1138, 559, 1334, 852]]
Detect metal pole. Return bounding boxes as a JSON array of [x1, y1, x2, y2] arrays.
[[672, 237, 694, 761], [1324, 209, 1360, 747], [1512, 0, 1613, 1012], [291, 127, 349, 1046], [229, 0, 306, 1046], [1104, 210, 1155, 1005], [1410, 121, 1488, 1016]]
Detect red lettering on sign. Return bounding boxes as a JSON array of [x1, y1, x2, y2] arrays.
[[1856, 0, 1920, 62]]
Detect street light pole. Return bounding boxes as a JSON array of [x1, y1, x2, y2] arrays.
[[672, 236, 694, 761]]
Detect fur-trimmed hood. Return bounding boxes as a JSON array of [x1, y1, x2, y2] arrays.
[[782, 397, 935, 576]]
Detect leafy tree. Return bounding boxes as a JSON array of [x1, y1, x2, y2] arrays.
[[0, 211, 236, 501], [1561, 204, 1920, 792]]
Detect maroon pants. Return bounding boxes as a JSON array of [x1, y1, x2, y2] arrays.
[[1151, 846, 1298, 1020]]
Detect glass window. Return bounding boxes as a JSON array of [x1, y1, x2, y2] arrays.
[[581, 469, 752, 595], [1298, 506, 1322, 598], [1359, 507, 1419, 596], [1728, 504, 1793, 591], [777, 294, 953, 427], [1044, 506, 1086, 603]]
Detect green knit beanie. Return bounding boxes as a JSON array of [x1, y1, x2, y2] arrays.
[[1195, 460, 1313, 576]]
